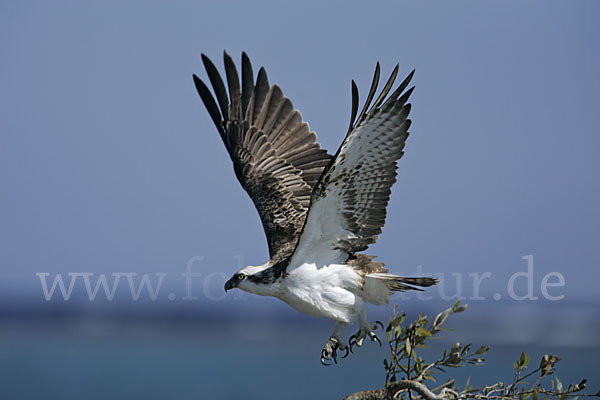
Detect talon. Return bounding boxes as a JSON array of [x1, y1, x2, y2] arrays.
[[370, 333, 382, 347], [375, 321, 384, 331], [321, 337, 345, 366], [340, 346, 350, 359], [321, 348, 331, 366], [349, 335, 358, 353]]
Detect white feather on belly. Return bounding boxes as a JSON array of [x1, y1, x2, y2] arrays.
[[276, 262, 364, 322]]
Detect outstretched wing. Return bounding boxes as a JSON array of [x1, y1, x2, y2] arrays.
[[289, 63, 415, 267], [193, 52, 332, 261]]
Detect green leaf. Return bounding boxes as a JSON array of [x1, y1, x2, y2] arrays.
[[415, 358, 423, 374], [389, 314, 406, 328], [455, 304, 468, 313], [417, 327, 432, 337], [516, 352, 530, 371], [462, 343, 472, 355], [556, 377, 563, 394], [464, 376, 471, 391], [467, 360, 480, 367], [475, 345, 490, 355], [433, 308, 451, 329], [575, 379, 586, 392]]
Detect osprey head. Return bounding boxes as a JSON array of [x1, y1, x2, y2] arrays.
[[224, 263, 271, 293], [224, 271, 247, 291]]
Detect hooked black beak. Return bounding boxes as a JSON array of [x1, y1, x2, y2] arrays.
[[224, 278, 236, 292]]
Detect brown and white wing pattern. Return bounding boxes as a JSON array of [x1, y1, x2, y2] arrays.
[[289, 63, 415, 267], [193, 52, 332, 261]]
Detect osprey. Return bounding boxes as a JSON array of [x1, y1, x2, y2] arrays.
[[193, 52, 437, 365]]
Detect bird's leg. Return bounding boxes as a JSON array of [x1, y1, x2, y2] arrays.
[[349, 309, 384, 352], [320, 322, 348, 366]]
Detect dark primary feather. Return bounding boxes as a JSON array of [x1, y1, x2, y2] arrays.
[[348, 81, 359, 134], [355, 62, 381, 129], [193, 52, 332, 261]]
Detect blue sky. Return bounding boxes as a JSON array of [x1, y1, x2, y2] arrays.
[[1, 1, 599, 311]]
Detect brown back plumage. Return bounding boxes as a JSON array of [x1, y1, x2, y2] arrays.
[[346, 254, 387, 274]]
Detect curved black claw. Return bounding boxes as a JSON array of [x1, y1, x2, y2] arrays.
[[321, 337, 346, 366], [370, 332, 382, 347], [348, 334, 358, 353], [321, 348, 332, 366], [340, 345, 350, 359], [375, 320, 385, 331]]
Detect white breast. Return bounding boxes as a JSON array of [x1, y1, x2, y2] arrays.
[[277, 262, 363, 323]]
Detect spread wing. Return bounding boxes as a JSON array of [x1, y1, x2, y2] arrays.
[[193, 52, 332, 261], [289, 63, 415, 268]]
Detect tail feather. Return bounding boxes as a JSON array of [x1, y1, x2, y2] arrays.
[[362, 273, 438, 305], [386, 276, 438, 292]]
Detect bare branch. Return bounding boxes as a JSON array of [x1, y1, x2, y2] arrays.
[[345, 380, 445, 400]]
